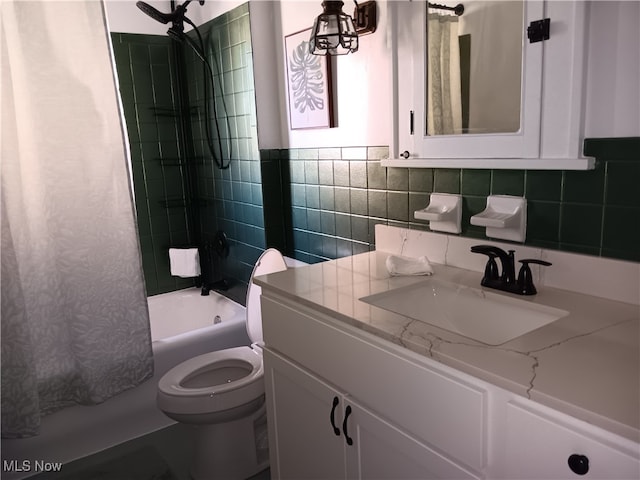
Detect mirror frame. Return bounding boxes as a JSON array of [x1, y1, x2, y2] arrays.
[[386, 0, 595, 170]]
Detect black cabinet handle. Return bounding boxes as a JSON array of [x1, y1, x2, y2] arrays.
[[568, 454, 589, 475], [400, 150, 410, 159], [342, 405, 353, 446], [330, 396, 340, 436]]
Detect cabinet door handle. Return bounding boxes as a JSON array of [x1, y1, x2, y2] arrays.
[[329, 396, 340, 436], [567, 454, 589, 475], [342, 405, 353, 446]]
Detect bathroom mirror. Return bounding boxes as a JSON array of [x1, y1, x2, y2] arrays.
[[426, 1, 524, 136], [387, 0, 594, 169]]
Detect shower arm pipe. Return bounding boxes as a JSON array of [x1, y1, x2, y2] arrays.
[[180, 16, 233, 169], [428, 2, 464, 16], [137, 0, 232, 169]]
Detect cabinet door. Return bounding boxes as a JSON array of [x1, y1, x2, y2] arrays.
[[264, 349, 346, 480], [265, 348, 480, 480], [393, 0, 543, 160], [345, 400, 481, 480], [388, 1, 593, 170], [502, 400, 640, 479]]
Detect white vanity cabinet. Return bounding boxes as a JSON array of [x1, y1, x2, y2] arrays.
[[386, 0, 595, 170], [265, 349, 480, 480], [261, 288, 640, 479], [262, 293, 487, 479]]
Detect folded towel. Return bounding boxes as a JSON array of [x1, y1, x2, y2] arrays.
[[169, 248, 201, 278], [385, 255, 433, 276]]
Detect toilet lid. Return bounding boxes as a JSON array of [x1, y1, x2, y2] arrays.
[[246, 248, 287, 344]]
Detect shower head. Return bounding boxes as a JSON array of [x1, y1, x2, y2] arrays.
[[136, 1, 195, 25], [136, 1, 174, 24]]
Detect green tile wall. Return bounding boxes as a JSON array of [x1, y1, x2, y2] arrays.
[[261, 137, 640, 264], [111, 33, 195, 296], [184, 3, 265, 305], [112, 3, 265, 302]]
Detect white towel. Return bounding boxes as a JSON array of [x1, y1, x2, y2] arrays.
[[169, 248, 201, 278], [385, 255, 433, 276]]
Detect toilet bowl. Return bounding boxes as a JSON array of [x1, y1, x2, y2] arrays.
[[157, 248, 287, 480]]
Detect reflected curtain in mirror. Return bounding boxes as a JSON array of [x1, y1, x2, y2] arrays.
[[426, 13, 463, 135], [425, 1, 524, 136]]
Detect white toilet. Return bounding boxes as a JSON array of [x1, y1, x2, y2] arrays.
[[157, 248, 287, 480]]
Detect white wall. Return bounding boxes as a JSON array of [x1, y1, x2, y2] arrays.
[[104, 1, 640, 148], [270, 0, 392, 149], [188, 0, 246, 25], [251, 1, 285, 150], [584, 0, 640, 137], [105, 0, 172, 34], [104, 0, 245, 34]]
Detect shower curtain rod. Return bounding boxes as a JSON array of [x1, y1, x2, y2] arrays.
[[428, 2, 464, 16]]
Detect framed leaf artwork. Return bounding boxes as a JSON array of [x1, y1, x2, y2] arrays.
[[285, 28, 334, 130]]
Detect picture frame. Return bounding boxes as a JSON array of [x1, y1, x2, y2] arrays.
[[284, 28, 334, 130]]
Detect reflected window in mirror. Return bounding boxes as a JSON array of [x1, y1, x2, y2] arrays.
[[426, 1, 524, 136]]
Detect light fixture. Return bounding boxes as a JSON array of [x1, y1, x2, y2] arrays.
[[309, 1, 377, 56]]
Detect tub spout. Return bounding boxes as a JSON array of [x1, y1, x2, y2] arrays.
[[201, 279, 229, 296]]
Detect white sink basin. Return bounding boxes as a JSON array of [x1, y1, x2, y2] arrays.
[[360, 278, 569, 345]]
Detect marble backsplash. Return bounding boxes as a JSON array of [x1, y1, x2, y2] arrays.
[[375, 224, 639, 305]]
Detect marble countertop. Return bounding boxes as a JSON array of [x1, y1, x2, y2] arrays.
[[255, 251, 640, 443]]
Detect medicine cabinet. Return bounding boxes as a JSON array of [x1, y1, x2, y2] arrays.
[[384, 0, 595, 170]]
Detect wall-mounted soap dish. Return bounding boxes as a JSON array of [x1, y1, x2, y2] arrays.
[[471, 195, 526, 242], [414, 193, 462, 234]]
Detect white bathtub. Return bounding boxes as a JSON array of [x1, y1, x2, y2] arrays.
[[149, 287, 245, 342], [1, 288, 250, 478]]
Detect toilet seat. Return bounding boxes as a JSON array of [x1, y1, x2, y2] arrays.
[[158, 346, 263, 416], [157, 249, 288, 420], [245, 248, 288, 344]]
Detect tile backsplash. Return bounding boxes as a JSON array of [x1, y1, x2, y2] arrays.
[[261, 137, 639, 264]]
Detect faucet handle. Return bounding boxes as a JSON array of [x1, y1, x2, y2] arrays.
[[483, 252, 500, 284], [517, 259, 552, 295], [470, 244, 501, 255], [470, 245, 501, 286]]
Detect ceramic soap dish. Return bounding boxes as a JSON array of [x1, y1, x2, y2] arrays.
[[471, 195, 526, 242], [414, 193, 462, 234]]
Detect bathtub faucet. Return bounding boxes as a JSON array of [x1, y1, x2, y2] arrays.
[[199, 231, 230, 295], [201, 279, 229, 296]]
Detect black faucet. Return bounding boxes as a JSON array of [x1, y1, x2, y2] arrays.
[[470, 245, 551, 295]]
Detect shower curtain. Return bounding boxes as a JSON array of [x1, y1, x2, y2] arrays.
[[1, 1, 154, 438], [426, 13, 463, 135]]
